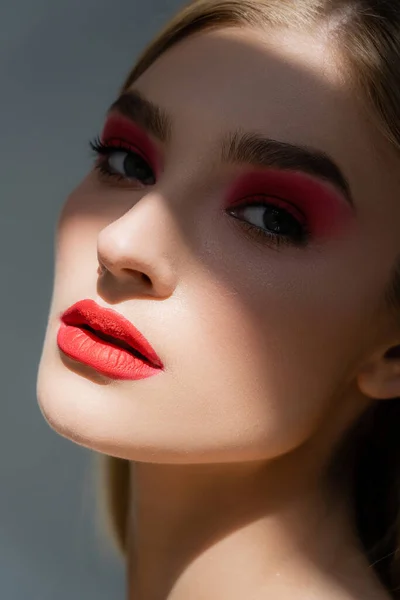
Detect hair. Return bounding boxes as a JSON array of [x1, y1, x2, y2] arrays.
[[99, 0, 400, 595]]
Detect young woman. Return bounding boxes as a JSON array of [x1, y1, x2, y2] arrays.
[[37, 1, 400, 598]]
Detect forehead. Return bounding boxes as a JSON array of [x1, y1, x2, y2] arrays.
[[134, 27, 358, 149]]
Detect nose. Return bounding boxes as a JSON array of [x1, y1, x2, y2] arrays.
[[96, 192, 179, 299]]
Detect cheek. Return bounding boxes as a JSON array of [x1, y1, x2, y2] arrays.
[[165, 266, 359, 459], [58, 175, 120, 224], [54, 189, 103, 294], [55, 175, 127, 270]]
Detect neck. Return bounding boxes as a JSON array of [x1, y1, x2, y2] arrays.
[[126, 450, 388, 600]]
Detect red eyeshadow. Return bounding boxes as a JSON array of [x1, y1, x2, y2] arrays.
[[225, 170, 354, 238], [101, 113, 161, 175]]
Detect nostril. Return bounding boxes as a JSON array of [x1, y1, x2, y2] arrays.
[[121, 268, 152, 285], [385, 345, 400, 360]]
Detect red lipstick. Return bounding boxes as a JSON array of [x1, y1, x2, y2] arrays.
[[57, 299, 163, 380]]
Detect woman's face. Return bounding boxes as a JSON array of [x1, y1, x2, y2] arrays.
[[37, 26, 400, 463]]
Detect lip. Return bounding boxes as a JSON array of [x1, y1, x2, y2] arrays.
[[57, 299, 163, 380]]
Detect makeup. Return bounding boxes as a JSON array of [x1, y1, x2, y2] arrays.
[[225, 169, 355, 239], [101, 113, 161, 176], [57, 299, 163, 380]]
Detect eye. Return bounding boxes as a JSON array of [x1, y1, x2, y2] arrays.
[[227, 199, 309, 246], [107, 150, 155, 184], [89, 137, 156, 186]]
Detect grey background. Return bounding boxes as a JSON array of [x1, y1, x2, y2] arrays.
[[0, 1, 185, 598]]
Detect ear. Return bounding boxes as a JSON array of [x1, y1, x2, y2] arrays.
[[357, 344, 400, 400]]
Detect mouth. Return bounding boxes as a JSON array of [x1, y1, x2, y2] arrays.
[[78, 323, 153, 364], [56, 299, 163, 380]]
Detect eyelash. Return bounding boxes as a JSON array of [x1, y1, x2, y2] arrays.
[[90, 136, 155, 185], [227, 200, 310, 248], [89, 137, 310, 248]]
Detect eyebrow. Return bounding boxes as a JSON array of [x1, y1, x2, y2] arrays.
[[108, 90, 354, 206], [221, 132, 353, 205], [107, 90, 172, 143]]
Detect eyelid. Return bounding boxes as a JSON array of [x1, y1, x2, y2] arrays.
[[101, 113, 161, 175], [225, 169, 321, 205], [89, 136, 156, 188], [224, 168, 355, 239], [100, 136, 152, 165], [231, 194, 307, 225]]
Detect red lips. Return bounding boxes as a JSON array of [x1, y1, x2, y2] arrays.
[[57, 299, 163, 380]]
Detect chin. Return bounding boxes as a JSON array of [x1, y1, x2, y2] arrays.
[[36, 336, 303, 466], [36, 353, 242, 465], [36, 345, 183, 463]]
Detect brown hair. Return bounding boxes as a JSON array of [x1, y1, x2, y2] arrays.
[[100, 0, 400, 595]]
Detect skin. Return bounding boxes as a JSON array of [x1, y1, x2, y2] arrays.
[[37, 24, 400, 600]]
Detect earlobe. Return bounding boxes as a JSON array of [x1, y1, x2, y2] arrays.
[[357, 345, 400, 400]]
